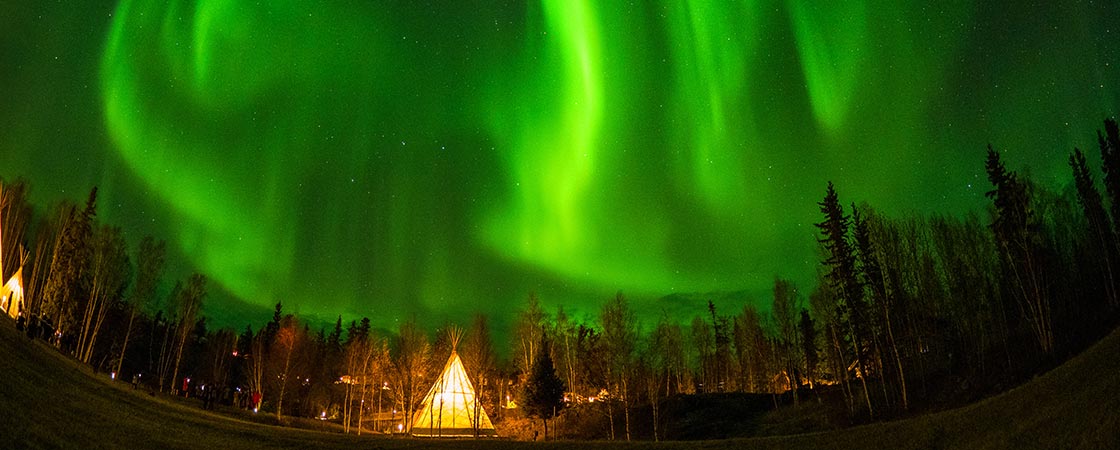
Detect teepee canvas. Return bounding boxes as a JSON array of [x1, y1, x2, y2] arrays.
[[411, 334, 496, 437], [0, 265, 22, 319], [0, 200, 26, 319]]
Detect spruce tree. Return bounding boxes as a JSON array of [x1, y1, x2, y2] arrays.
[[42, 187, 98, 343], [852, 205, 909, 410], [815, 182, 874, 418], [263, 302, 282, 353], [816, 183, 862, 306], [521, 336, 566, 441], [1070, 146, 1118, 307], [986, 145, 1053, 354], [1098, 119, 1120, 228], [329, 316, 343, 352]]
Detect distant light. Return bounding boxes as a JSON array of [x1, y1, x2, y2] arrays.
[[232, 350, 238, 357], [254, 408, 259, 413], [397, 424, 403, 432], [111, 372, 116, 380]]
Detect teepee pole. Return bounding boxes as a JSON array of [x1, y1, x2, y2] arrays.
[[437, 371, 443, 436]]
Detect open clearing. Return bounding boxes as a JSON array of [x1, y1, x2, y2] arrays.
[[1, 319, 1117, 449]]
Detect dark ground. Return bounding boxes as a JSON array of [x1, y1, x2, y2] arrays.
[[1, 315, 1117, 449]]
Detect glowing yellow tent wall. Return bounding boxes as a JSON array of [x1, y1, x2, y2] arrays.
[[410, 351, 496, 437], [1, 266, 23, 320], [0, 185, 23, 320]]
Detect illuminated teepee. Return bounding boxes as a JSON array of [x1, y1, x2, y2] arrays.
[[411, 328, 496, 437], [0, 188, 26, 320], [0, 263, 24, 320]]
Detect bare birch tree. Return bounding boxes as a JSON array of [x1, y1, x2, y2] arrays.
[[115, 236, 165, 376], [77, 225, 131, 364], [168, 274, 205, 395]]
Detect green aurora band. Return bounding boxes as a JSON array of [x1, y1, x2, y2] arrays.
[[2, 0, 1118, 333]]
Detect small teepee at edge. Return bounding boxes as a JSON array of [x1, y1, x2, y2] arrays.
[[0, 189, 27, 319], [410, 327, 496, 437], [0, 262, 25, 320]]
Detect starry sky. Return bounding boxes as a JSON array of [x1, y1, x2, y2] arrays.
[[1, 1, 1118, 335]]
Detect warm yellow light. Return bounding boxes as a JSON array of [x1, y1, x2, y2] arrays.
[[411, 352, 496, 435]]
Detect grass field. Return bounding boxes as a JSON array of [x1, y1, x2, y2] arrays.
[[1, 317, 1117, 449]]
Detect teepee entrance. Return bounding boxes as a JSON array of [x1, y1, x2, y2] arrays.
[[411, 329, 496, 437]]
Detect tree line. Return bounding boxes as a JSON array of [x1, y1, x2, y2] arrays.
[[1, 119, 1118, 440]]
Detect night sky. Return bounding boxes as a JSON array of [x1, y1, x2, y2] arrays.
[[2, 1, 1118, 335]]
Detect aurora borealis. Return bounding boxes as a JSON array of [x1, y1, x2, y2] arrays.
[[2, 1, 1118, 334]]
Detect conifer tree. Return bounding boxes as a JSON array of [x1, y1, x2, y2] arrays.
[[521, 337, 565, 441], [815, 182, 874, 418], [1098, 119, 1120, 228], [1070, 146, 1118, 307], [853, 205, 908, 410], [263, 302, 282, 353], [986, 145, 1052, 354], [42, 187, 98, 342]]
